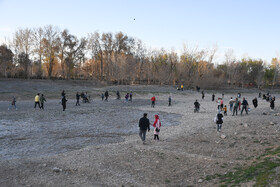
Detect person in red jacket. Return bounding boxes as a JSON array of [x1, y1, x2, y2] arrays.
[[151, 96, 156, 108]]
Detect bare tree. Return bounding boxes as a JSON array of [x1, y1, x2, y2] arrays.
[[101, 33, 114, 79], [88, 32, 103, 79], [42, 25, 60, 78], [32, 27, 44, 77], [132, 39, 147, 83], [13, 28, 33, 77]]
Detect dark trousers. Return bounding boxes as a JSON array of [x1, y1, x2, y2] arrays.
[[34, 102, 41, 109], [76, 99, 80, 106], [151, 101, 155, 107], [62, 104, 66, 111], [139, 130, 147, 141], [41, 102, 44, 110], [154, 134, 159, 140], [233, 106, 238, 116], [241, 106, 248, 115]]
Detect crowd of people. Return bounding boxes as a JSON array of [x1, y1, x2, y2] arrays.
[[7, 87, 277, 145]]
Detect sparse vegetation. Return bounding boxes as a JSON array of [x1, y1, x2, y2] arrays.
[[205, 147, 280, 187]]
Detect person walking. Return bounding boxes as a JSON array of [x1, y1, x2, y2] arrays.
[[229, 97, 234, 112], [220, 99, 224, 111], [168, 96, 172, 106], [241, 97, 249, 115], [116, 91, 120, 100], [202, 91, 205, 100], [194, 99, 200, 112], [270, 96, 275, 110], [151, 96, 156, 108], [62, 95, 67, 111], [34, 93, 41, 109], [153, 115, 161, 141], [139, 113, 150, 144], [252, 97, 258, 108], [101, 93, 104, 101], [129, 92, 133, 102], [233, 98, 239, 116], [76, 92, 80, 106], [105, 91, 109, 101], [212, 94, 215, 102], [216, 110, 223, 132], [40, 94, 46, 110], [216, 99, 221, 110], [8, 96, 17, 110], [125, 93, 129, 102]]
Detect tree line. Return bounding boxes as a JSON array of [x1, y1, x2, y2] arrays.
[[0, 25, 279, 89]]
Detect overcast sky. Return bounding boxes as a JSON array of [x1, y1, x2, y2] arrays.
[[0, 0, 280, 63]]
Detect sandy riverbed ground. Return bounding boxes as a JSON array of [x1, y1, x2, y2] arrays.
[[0, 79, 279, 186]]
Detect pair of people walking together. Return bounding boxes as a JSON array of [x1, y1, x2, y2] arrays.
[[139, 113, 162, 144]]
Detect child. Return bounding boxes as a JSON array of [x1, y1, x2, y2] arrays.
[[153, 115, 161, 140], [223, 105, 227, 116], [40, 94, 46, 110], [101, 93, 104, 101], [8, 97, 17, 110], [125, 93, 129, 102], [216, 110, 224, 132], [151, 96, 156, 108]]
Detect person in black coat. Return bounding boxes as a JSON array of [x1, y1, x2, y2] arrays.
[[252, 97, 258, 108], [116, 91, 120, 100], [62, 95, 67, 111], [216, 110, 223, 132], [212, 94, 215, 102], [241, 97, 249, 115], [76, 92, 80, 106], [105, 91, 109, 101], [139, 113, 150, 144], [270, 96, 275, 110], [194, 100, 200, 112]]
